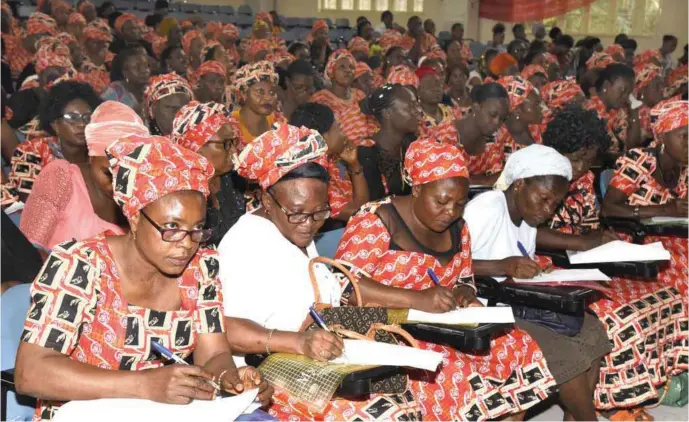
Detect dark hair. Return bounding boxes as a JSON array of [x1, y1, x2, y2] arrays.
[[620, 38, 637, 51], [524, 40, 547, 64], [161, 44, 182, 69], [614, 33, 628, 44], [286, 59, 315, 80], [493, 23, 505, 35], [204, 44, 221, 62], [470, 82, 508, 103], [367, 54, 381, 70], [451, 22, 464, 32], [154, 0, 168, 9], [548, 26, 562, 40], [581, 36, 601, 50], [288, 41, 308, 56], [512, 23, 524, 34], [107, 11, 121, 28], [595, 63, 635, 92], [483, 48, 499, 64], [357, 20, 371, 37], [289, 103, 335, 135], [110, 47, 144, 81], [381, 10, 393, 21], [507, 39, 527, 56], [543, 104, 611, 154], [360, 83, 406, 123], [356, 16, 369, 26], [407, 16, 421, 27], [97, 1, 115, 18], [663, 35, 678, 44], [147, 13, 164, 29], [272, 161, 330, 189], [554, 34, 574, 48], [385, 45, 404, 60], [40, 81, 102, 135], [579, 69, 601, 98]]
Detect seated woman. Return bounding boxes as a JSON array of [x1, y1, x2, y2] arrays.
[[193, 60, 226, 104], [542, 104, 688, 419], [357, 84, 423, 200], [171, 101, 245, 246], [634, 63, 665, 143], [20, 93, 135, 252], [143, 72, 193, 135], [311, 49, 378, 147], [278, 59, 316, 120], [230, 60, 285, 150], [416, 65, 455, 138], [540, 79, 586, 112], [289, 103, 369, 221], [353, 61, 375, 95], [428, 82, 510, 186], [15, 136, 272, 421], [586, 63, 642, 151], [464, 144, 612, 421], [445, 64, 471, 116], [101, 47, 151, 116], [218, 123, 422, 421], [603, 100, 688, 295], [334, 138, 557, 421], [521, 64, 548, 91]]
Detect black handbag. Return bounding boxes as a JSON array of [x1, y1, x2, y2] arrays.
[[513, 305, 585, 337]]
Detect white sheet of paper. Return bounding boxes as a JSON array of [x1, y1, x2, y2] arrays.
[[330, 339, 443, 371], [407, 307, 515, 324], [4, 201, 24, 215], [566, 241, 670, 264], [513, 268, 610, 283], [53, 388, 259, 422], [643, 216, 688, 225]]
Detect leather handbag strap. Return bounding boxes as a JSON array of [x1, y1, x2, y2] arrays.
[[308, 256, 363, 306]]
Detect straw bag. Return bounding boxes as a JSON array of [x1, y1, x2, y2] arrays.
[[304, 256, 418, 394]]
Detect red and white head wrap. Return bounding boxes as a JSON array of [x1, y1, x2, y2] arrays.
[[114, 12, 137, 33], [196, 60, 227, 83], [386, 64, 419, 88], [143, 73, 194, 120], [354, 61, 372, 80], [247, 38, 273, 62], [379, 29, 402, 54], [540, 79, 584, 110], [348, 36, 370, 56], [586, 52, 615, 71], [237, 123, 328, 190], [27, 12, 58, 35], [205, 21, 223, 40], [311, 20, 329, 37], [604, 44, 625, 61], [56, 32, 77, 46], [266, 49, 296, 66], [325, 49, 356, 82], [83, 22, 113, 41], [497, 75, 536, 112], [634, 63, 662, 96], [425, 45, 447, 63], [256, 11, 273, 26], [650, 100, 688, 139], [403, 138, 468, 186], [171, 101, 234, 152], [85, 101, 149, 157], [35, 40, 74, 74], [232, 60, 278, 104], [106, 136, 215, 219], [182, 29, 203, 55], [634, 49, 662, 68], [68, 12, 86, 25], [521, 64, 547, 82], [222, 24, 239, 40]]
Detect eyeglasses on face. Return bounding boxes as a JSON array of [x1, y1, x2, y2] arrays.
[[266, 189, 331, 224], [206, 138, 238, 151], [140, 210, 213, 243], [62, 112, 92, 124]]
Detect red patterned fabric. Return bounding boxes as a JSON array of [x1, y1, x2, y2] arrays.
[[171, 101, 233, 152], [521, 64, 547, 82], [586, 96, 626, 152], [106, 136, 214, 219], [231, 60, 278, 104], [540, 79, 584, 110], [379, 29, 403, 54], [418, 103, 455, 138], [634, 63, 662, 97], [650, 100, 688, 139], [143, 73, 193, 121], [586, 52, 615, 71], [113, 12, 136, 33], [386, 64, 419, 88], [548, 171, 599, 233], [23, 233, 225, 420], [634, 49, 662, 68], [35, 42, 74, 74], [604, 44, 625, 61], [495, 123, 543, 166], [354, 61, 372, 80], [9, 136, 59, 196], [479, 0, 596, 21], [4, 34, 34, 77], [265, 49, 295, 67], [236, 123, 328, 189], [27, 12, 57, 35], [666, 64, 688, 95], [222, 23, 239, 40], [195, 60, 227, 85], [324, 49, 356, 82], [403, 138, 468, 185], [246, 38, 273, 62], [335, 199, 557, 421], [182, 29, 203, 55], [398, 32, 438, 57], [497, 75, 535, 111], [83, 23, 112, 41], [428, 119, 503, 176], [348, 36, 370, 55], [68, 12, 86, 25], [327, 157, 353, 218], [310, 88, 378, 147]]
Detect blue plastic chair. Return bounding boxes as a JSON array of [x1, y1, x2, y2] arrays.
[[599, 169, 615, 199], [315, 228, 345, 259], [1, 283, 36, 421]]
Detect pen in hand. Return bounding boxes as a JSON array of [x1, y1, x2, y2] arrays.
[[151, 340, 223, 391], [427, 268, 441, 285]]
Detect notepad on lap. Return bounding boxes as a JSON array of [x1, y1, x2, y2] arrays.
[[53, 388, 259, 422], [407, 307, 515, 325], [513, 268, 610, 283], [566, 240, 670, 264], [330, 339, 443, 371]]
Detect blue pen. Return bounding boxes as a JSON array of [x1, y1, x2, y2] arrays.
[[309, 305, 331, 332], [151, 340, 222, 390], [517, 241, 529, 258], [427, 268, 441, 285]]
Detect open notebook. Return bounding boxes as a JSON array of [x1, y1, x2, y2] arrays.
[[330, 339, 443, 371], [52, 388, 260, 422], [566, 241, 670, 264], [406, 307, 515, 325], [513, 268, 610, 283]]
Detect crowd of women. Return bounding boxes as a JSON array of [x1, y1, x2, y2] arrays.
[[1, 1, 687, 421]]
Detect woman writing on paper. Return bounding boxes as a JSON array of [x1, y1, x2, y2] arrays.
[[217, 123, 423, 421], [602, 100, 688, 296], [463, 144, 612, 421], [542, 104, 687, 419], [334, 138, 557, 421], [15, 137, 272, 420]]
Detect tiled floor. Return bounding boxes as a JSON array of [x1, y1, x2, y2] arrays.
[[527, 399, 688, 421]]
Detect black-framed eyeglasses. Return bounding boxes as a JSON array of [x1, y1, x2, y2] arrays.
[[140, 210, 213, 243], [206, 138, 238, 151], [62, 112, 92, 124], [266, 189, 331, 224]]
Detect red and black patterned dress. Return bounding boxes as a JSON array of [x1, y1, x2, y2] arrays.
[[8, 136, 59, 197], [327, 157, 354, 218], [544, 165, 688, 409], [429, 120, 504, 176], [310, 89, 379, 147], [21, 233, 225, 420], [335, 199, 557, 421]]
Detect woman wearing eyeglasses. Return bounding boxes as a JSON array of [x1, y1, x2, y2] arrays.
[[19, 81, 129, 252], [217, 123, 422, 420], [15, 136, 273, 421], [172, 101, 245, 246]]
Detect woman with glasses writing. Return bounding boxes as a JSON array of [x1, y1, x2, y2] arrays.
[[218, 123, 422, 420], [172, 101, 245, 246], [15, 136, 273, 420], [19, 81, 128, 252]]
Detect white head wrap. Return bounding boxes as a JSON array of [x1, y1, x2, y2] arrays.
[[494, 144, 572, 191]]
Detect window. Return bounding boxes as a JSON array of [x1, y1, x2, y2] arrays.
[[318, 0, 422, 12], [413, 0, 423, 12], [375, 0, 389, 11], [359, 0, 372, 10], [393, 0, 407, 12], [543, 0, 661, 36], [341, 0, 354, 10], [321, 0, 337, 10]]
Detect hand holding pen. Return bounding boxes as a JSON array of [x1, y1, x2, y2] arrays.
[[412, 269, 456, 313], [501, 242, 544, 279], [300, 305, 344, 362]]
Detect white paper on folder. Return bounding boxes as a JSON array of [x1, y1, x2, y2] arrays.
[[407, 306, 515, 325], [330, 339, 443, 371], [566, 241, 670, 264], [643, 216, 688, 225], [513, 268, 610, 283], [53, 388, 259, 422]]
